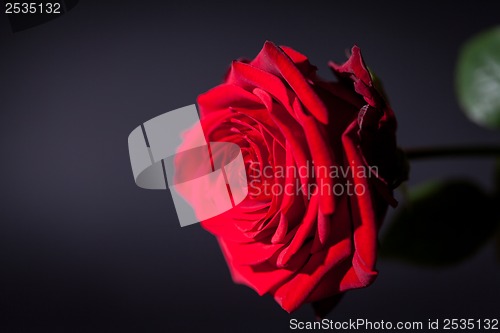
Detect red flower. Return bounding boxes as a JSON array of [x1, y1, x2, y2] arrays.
[[194, 41, 405, 314]]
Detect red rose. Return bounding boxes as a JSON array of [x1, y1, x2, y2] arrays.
[[194, 41, 405, 314]]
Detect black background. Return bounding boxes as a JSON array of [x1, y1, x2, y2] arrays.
[[1, 1, 500, 332]]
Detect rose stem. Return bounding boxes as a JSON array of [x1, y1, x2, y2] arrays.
[[404, 145, 500, 160]]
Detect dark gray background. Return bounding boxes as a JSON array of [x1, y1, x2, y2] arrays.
[[1, 1, 499, 332]]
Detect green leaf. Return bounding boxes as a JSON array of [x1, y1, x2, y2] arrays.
[[380, 180, 498, 266], [456, 26, 500, 129], [368, 67, 389, 102]]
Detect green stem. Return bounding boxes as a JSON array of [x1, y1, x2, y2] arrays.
[[405, 145, 500, 160]]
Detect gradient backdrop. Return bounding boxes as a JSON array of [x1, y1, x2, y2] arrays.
[[1, 1, 500, 332]]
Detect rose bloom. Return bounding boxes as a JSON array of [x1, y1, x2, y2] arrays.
[[186, 41, 405, 315]]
